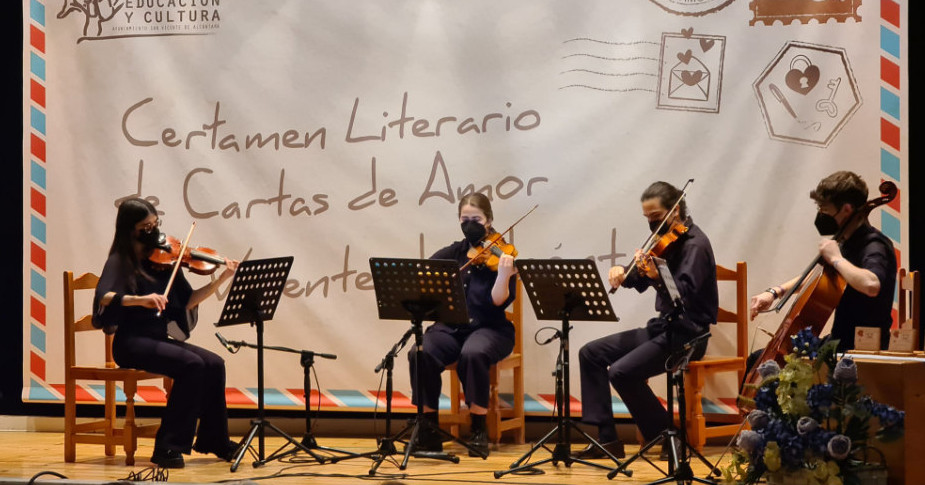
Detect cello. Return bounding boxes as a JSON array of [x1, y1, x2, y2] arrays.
[[738, 180, 898, 410]]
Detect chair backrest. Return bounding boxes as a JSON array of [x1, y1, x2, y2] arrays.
[[715, 262, 748, 360], [897, 268, 920, 348], [63, 271, 116, 372], [504, 279, 524, 355]]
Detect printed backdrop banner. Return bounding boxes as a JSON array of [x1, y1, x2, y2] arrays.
[[23, 1, 908, 412]]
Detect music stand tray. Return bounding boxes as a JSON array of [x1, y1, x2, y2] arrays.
[[363, 257, 488, 473], [495, 259, 630, 478], [214, 256, 315, 471]]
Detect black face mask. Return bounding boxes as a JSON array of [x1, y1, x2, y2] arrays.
[[461, 220, 487, 246], [814, 212, 840, 236], [649, 219, 670, 235], [136, 227, 163, 249]]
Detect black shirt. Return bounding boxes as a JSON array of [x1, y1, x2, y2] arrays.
[[93, 253, 194, 339], [831, 224, 896, 350], [431, 239, 517, 334], [622, 220, 718, 329]]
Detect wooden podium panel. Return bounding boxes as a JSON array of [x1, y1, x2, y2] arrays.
[[849, 355, 925, 485]]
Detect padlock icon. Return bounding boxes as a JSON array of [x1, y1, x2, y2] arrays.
[[785, 54, 820, 95]]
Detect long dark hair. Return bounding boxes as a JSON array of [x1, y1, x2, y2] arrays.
[[109, 198, 157, 289], [641, 181, 687, 220]]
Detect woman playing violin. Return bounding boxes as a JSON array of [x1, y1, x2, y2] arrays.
[[92, 198, 240, 468], [408, 193, 517, 457], [577, 181, 717, 460], [750, 171, 896, 352]]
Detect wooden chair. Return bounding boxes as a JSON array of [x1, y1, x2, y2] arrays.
[[441, 279, 526, 444], [897, 268, 921, 351], [682, 262, 748, 452], [63, 271, 169, 465]]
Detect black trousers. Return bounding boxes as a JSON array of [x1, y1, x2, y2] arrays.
[[113, 333, 231, 454], [578, 318, 707, 443], [408, 323, 514, 410]]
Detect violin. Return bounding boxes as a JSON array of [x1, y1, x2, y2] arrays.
[[738, 181, 898, 412], [464, 233, 518, 271], [149, 234, 228, 275], [459, 204, 536, 272]]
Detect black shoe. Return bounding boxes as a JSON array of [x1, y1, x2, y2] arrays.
[[150, 448, 185, 469], [573, 439, 625, 459], [412, 425, 443, 452], [194, 439, 241, 462], [467, 428, 489, 457]]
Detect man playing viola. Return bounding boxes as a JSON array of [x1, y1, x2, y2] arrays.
[[750, 171, 896, 352], [577, 181, 718, 460]]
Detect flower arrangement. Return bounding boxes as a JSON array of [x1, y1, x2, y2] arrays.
[[722, 328, 905, 485]]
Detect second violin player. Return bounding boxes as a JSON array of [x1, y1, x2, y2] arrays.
[[408, 193, 517, 458]]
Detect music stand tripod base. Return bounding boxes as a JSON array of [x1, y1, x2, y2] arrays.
[[214, 257, 325, 471], [359, 258, 488, 474], [495, 259, 630, 479]]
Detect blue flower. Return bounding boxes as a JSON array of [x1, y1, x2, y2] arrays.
[[736, 430, 765, 457], [827, 434, 851, 460], [758, 360, 781, 380], [832, 357, 857, 384], [747, 410, 770, 430], [806, 383, 833, 415], [807, 429, 836, 456], [791, 328, 822, 358], [796, 416, 819, 435], [755, 380, 779, 412]]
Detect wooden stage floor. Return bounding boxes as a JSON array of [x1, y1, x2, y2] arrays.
[[0, 431, 730, 484]]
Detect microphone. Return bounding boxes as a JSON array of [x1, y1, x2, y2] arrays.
[[215, 332, 237, 353]]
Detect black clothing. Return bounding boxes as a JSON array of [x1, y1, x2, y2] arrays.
[[831, 224, 896, 351], [579, 220, 717, 443], [93, 254, 230, 456], [408, 238, 517, 410]]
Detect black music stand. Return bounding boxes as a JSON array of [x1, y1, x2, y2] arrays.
[[360, 257, 488, 474], [495, 259, 631, 479], [606, 257, 717, 483], [213, 256, 309, 472]]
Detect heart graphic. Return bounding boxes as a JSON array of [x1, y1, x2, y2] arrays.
[[681, 27, 693, 38], [681, 70, 703, 86], [700, 38, 714, 52], [676, 49, 693, 64], [784, 64, 820, 95]]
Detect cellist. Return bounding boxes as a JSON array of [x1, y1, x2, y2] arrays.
[[750, 171, 897, 352]]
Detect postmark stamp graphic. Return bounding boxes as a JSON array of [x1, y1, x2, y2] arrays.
[[649, 0, 737, 16], [656, 28, 726, 113]]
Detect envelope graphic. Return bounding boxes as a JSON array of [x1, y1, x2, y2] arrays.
[[668, 57, 711, 101]]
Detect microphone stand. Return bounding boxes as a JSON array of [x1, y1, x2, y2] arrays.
[[215, 333, 360, 463]]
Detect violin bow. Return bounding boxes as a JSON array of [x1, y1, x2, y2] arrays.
[[460, 204, 537, 271], [157, 221, 196, 317]]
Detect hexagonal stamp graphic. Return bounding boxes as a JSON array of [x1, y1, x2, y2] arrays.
[[753, 42, 861, 147]]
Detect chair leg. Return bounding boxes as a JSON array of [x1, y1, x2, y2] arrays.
[[104, 381, 116, 457], [685, 370, 706, 452], [513, 362, 525, 444], [123, 381, 138, 466], [64, 378, 76, 462], [448, 369, 462, 438], [487, 366, 500, 444]]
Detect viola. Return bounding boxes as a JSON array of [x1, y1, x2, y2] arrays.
[[609, 178, 694, 294], [464, 233, 518, 271], [738, 181, 898, 412], [149, 234, 227, 275], [633, 220, 689, 277]]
